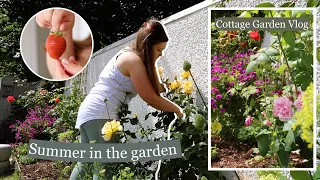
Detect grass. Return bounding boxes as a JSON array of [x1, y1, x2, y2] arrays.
[[0, 170, 20, 180]]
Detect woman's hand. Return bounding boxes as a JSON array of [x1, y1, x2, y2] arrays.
[[36, 9, 75, 33], [53, 56, 82, 79], [175, 109, 185, 119]]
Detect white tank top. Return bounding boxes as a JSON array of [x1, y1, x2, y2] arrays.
[[75, 48, 137, 129]]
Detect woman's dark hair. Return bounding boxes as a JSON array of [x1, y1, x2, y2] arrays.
[[131, 18, 168, 95]]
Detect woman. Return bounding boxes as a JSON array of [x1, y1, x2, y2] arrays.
[[70, 18, 185, 179]]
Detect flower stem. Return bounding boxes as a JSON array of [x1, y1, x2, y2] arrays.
[[189, 71, 207, 108], [269, 10, 297, 92], [276, 33, 297, 92]]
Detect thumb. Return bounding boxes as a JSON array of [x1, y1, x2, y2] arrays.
[[55, 60, 70, 80], [61, 57, 83, 75]]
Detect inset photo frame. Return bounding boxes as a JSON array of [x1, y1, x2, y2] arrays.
[[208, 7, 316, 171], [20, 7, 94, 81]]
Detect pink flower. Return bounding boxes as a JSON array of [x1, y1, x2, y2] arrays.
[[216, 94, 223, 100], [273, 96, 293, 121], [245, 116, 253, 126], [40, 89, 47, 95], [294, 93, 303, 111], [263, 120, 272, 126]]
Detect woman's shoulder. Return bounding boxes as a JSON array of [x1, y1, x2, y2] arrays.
[[118, 48, 142, 64]]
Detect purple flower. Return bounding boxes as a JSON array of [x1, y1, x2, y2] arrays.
[[220, 108, 226, 113], [213, 56, 218, 61], [211, 87, 219, 94], [211, 76, 220, 81], [211, 98, 216, 105], [255, 80, 263, 86], [216, 94, 223, 100], [256, 88, 261, 94]]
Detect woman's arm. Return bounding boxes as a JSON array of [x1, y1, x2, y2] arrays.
[[154, 67, 167, 94], [118, 52, 184, 118]]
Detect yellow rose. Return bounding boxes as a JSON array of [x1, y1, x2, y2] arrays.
[[158, 67, 164, 77], [101, 120, 123, 141], [179, 71, 190, 79], [170, 80, 182, 90], [182, 81, 193, 94], [133, 113, 137, 118]]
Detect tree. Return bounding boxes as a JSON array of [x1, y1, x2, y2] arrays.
[[0, 8, 40, 81]]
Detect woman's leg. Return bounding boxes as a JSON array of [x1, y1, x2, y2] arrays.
[[70, 125, 93, 180], [69, 119, 111, 179], [81, 119, 111, 180]]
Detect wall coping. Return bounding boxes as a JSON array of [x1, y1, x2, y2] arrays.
[[92, 0, 221, 58]]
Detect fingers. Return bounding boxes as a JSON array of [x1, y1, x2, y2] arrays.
[[36, 9, 74, 33], [51, 9, 65, 32], [61, 56, 83, 75], [54, 60, 70, 80], [36, 9, 53, 28]]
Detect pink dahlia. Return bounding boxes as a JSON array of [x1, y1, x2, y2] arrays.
[[273, 96, 293, 121]]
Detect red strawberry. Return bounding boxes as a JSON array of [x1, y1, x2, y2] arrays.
[[45, 31, 66, 60]]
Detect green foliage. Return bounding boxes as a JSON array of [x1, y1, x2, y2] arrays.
[[57, 130, 76, 143], [211, 145, 218, 160], [19, 155, 36, 165], [16, 86, 64, 110], [11, 143, 37, 165], [255, 0, 320, 8], [290, 171, 311, 180], [48, 81, 86, 140], [0, 8, 39, 81], [257, 171, 287, 180]]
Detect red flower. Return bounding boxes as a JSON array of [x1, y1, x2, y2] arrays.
[[249, 31, 261, 41], [54, 98, 60, 103], [7, 96, 15, 103], [239, 42, 246, 48]]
